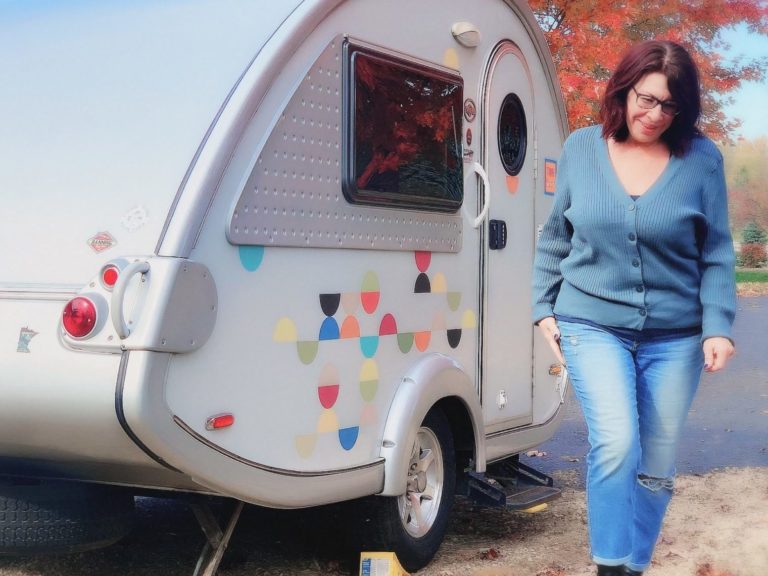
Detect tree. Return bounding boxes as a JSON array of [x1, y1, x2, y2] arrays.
[[723, 136, 768, 231], [529, 0, 768, 142], [741, 221, 767, 244]]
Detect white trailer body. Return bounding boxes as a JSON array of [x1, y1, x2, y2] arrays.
[[0, 0, 568, 569]]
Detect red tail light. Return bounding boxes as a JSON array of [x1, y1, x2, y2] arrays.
[[62, 297, 97, 338], [101, 265, 119, 289]]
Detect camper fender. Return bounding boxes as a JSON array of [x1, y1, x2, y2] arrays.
[[379, 353, 485, 496]]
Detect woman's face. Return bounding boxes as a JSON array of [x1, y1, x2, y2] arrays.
[[625, 72, 676, 145]]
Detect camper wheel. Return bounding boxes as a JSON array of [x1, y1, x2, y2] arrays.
[[361, 407, 456, 571], [0, 478, 135, 555]]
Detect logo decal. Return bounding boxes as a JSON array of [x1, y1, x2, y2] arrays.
[[87, 231, 117, 252], [17, 327, 39, 353]]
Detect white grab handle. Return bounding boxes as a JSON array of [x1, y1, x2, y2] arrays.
[[111, 260, 150, 339], [470, 161, 490, 229]]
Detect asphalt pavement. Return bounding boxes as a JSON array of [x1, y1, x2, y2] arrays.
[[528, 296, 768, 482]]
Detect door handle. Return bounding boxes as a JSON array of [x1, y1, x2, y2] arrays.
[[111, 260, 150, 339], [468, 161, 490, 229]]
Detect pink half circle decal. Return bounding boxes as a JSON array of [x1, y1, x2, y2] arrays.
[[318, 384, 340, 409], [379, 313, 398, 336], [415, 251, 432, 272]]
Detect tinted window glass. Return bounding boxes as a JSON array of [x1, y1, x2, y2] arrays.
[[343, 45, 463, 211], [498, 93, 527, 176]]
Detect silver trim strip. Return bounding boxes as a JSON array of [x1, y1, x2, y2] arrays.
[[173, 415, 384, 478]]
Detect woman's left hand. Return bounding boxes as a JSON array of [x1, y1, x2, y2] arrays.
[[702, 337, 735, 372]]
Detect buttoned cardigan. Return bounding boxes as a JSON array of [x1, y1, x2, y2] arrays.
[[532, 125, 736, 341]]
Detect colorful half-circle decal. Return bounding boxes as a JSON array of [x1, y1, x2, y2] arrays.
[[506, 174, 520, 194], [297, 341, 319, 365], [379, 313, 397, 336], [317, 409, 339, 433], [360, 335, 379, 358], [319, 294, 341, 317], [338, 426, 359, 450], [319, 363, 339, 385], [361, 271, 380, 314], [359, 359, 379, 400], [361, 291, 380, 315], [414, 273, 431, 293], [340, 316, 361, 339], [359, 359, 379, 382], [443, 48, 459, 70], [239, 245, 264, 272], [397, 332, 414, 353], [415, 251, 432, 272], [341, 292, 360, 315], [414, 331, 431, 352], [273, 318, 298, 342], [318, 385, 340, 409], [447, 292, 462, 311], [319, 317, 340, 340], [462, 309, 478, 329], [295, 434, 317, 458], [447, 329, 462, 349], [431, 273, 447, 293], [360, 404, 377, 425]]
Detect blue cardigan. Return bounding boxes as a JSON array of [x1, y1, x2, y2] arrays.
[[532, 125, 736, 341]]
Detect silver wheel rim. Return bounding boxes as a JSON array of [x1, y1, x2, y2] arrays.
[[397, 426, 444, 538]]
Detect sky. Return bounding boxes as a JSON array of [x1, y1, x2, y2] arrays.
[[720, 25, 768, 140]]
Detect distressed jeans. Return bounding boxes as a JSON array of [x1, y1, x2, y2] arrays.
[[557, 320, 704, 572]]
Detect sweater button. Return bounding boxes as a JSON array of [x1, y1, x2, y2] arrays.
[[628, 233, 636, 241], [639, 309, 647, 316], [636, 285, 644, 292], [628, 204, 636, 211], [632, 259, 640, 267]]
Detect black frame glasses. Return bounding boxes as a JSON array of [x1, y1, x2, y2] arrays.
[[631, 87, 679, 117]]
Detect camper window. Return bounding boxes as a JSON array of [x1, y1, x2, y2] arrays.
[[497, 92, 527, 176], [343, 44, 463, 212]]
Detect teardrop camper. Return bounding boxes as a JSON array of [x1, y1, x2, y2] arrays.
[[0, 0, 569, 571]]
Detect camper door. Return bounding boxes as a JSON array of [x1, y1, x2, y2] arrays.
[[481, 42, 535, 433]]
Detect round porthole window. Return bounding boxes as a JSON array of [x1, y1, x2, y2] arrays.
[[497, 93, 527, 176]]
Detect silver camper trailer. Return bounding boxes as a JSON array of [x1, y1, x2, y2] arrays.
[[0, 0, 569, 571]]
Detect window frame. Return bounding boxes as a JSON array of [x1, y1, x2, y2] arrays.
[[341, 40, 464, 213]]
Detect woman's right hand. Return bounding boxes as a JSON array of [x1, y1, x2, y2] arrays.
[[537, 316, 565, 365]]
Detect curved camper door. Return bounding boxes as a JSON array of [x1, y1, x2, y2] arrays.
[[479, 42, 535, 433]]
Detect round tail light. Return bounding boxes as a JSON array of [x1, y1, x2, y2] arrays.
[[62, 297, 97, 338], [101, 265, 119, 290]]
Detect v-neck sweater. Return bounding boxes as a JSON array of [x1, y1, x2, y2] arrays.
[[533, 125, 736, 341]]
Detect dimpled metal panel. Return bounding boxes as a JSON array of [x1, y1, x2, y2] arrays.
[[228, 37, 462, 252]]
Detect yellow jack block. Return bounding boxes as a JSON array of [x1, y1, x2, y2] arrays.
[[520, 502, 549, 514], [359, 551, 411, 576]]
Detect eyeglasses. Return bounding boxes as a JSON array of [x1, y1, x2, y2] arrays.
[[631, 87, 679, 117]]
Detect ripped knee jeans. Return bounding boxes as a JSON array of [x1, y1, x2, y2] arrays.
[[557, 320, 703, 572]]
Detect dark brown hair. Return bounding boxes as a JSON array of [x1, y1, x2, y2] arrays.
[[600, 40, 701, 156]]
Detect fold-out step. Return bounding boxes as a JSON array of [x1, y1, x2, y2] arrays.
[[465, 457, 561, 510]]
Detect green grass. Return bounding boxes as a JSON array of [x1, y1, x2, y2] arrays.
[[736, 268, 768, 283]]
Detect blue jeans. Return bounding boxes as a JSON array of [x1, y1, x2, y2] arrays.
[[558, 320, 704, 571]]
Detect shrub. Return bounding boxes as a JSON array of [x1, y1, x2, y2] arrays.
[[741, 222, 768, 245], [739, 243, 768, 268]]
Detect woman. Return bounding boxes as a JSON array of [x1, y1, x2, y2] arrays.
[[532, 40, 736, 576]]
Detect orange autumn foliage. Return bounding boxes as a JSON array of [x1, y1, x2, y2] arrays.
[[528, 0, 768, 142]]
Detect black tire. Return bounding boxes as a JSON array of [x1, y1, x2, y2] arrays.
[[0, 478, 135, 556], [357, 408, 456, 572]]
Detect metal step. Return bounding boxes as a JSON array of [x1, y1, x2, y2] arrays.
[[464, 456, 561, 511]]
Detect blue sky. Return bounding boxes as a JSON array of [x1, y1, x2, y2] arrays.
[[720, 25, 768, 140]]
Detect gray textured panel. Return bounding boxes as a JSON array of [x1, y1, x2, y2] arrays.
[[228, 37, 462, 252]]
